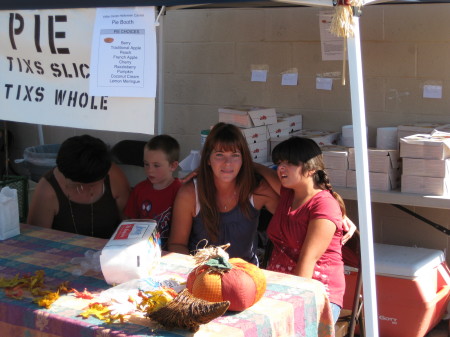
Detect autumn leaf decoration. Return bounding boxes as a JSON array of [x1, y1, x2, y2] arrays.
[[0, 270, 72, 308], [77, 287, 177, 324], [79, 302, 126, 324], [72, 288, 95, 300]]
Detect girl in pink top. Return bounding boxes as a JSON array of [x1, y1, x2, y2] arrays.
[[264, 136, 346, 324]]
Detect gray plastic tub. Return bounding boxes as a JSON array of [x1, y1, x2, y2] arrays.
[[21, 144, 61, 182]]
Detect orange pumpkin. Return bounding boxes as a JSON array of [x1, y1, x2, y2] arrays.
[[187, 257, 266, 311]]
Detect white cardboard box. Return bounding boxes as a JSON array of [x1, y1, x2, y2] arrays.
[[401, 175, 450, 196], [297, 129, 341, 146], [277, 113, 303, 133], [100, 220, 161, 285], [326, 168, 347, 187], [348, 148, 400, 173], [248, 140, 269, 164], [397, 123, 443, 140], [321, 145, 349, 170], [240, 125, 269, 145], [248, 107, 277, 126], [267, 120, 291, 139], [402, 158, 450, 178], [400, 132, 450, 160], [347, 169, 400, 191], [218, 108, 253, 128]]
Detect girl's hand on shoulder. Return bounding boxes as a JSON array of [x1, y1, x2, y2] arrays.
[[342, 215, 357, 245], [179, 169, 198, 184]]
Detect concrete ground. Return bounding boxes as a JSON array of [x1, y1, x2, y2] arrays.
[[425, 319, 449, 337]]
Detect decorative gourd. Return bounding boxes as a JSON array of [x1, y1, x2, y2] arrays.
[[186, 245, 266, 311]]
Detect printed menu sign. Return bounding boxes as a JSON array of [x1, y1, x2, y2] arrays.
[[98, 29, 145, 87], [90, 7, 156, 98]]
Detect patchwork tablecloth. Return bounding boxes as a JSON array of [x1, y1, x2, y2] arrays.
[[0, 224, 334, 337]]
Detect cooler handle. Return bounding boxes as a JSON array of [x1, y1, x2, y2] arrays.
[[434, 285, 450, 302]]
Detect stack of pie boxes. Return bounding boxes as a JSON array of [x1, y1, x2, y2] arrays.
[[400, 131, 450, 196], [218, 106, 302, 164], [397, 123, 446, 145], [347, 148, 401, 191], [321, 145, 350, 187], [320, 145, 402, 191]]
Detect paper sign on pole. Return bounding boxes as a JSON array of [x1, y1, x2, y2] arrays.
[[319, 11, 344, 61], [0, 7, 156, 134], [89, 7, 157, 98]]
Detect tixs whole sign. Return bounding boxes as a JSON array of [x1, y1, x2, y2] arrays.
[[0, 8, 156, 134]]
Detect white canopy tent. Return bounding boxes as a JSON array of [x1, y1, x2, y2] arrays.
[[0, 1, 399, 335]]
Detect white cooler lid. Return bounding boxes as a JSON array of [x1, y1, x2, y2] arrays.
[[374, 243, 445, 278]]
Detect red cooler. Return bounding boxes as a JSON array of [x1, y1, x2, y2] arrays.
[[343, 243, 450, 337]]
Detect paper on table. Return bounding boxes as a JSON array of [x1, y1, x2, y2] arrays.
[[0, 187, 20, 240]]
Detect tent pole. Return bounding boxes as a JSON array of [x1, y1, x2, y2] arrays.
[[37, 125, 44, 145], [157, 7, 165, 135], [347, 14, 379, 337]]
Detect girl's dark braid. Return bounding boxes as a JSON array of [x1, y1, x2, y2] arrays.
[[315, 169, 334, 194], [315, 169, 346, 215]]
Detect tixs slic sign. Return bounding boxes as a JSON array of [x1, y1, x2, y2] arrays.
[[0, 7, 157, 134]]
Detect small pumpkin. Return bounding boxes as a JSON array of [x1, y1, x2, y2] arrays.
[[186, 246, 266, 311]]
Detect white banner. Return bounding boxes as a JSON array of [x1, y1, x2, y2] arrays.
[[0, 7, 156, 134]]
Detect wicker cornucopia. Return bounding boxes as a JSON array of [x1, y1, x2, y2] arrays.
[[147, 288, 230, 332]]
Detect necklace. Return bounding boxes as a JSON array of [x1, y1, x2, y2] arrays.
[[220, 191, 237, 211], [67, 196, 94, 237]]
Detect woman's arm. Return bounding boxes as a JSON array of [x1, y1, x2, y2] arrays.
[[167, 182, 196, 255], [109, 163, 131, 218], [253, 163, 281, 196], [294, 218, 336, 278], [27, 178, 57, 228]]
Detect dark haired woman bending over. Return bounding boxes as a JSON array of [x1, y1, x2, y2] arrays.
[[28, 135, 130, 239]]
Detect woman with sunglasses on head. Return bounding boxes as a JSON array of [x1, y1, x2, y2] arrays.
[[27, 135, 130, 239]]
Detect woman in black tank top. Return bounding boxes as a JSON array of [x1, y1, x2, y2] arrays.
[[27, 135, 130, 239]]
